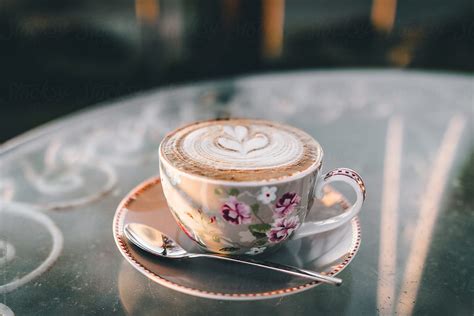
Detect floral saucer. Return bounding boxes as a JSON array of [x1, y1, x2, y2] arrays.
[[113, 177, 361, 300]]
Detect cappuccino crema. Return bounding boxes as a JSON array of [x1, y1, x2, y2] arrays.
[[159, 119, 321, 181]]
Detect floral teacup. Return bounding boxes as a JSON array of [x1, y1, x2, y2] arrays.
[[159, 119, 366, 255]]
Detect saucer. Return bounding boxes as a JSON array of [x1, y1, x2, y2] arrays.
[[113, 177, 361, 300]]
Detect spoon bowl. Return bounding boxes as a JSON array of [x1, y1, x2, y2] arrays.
[[124, 223, 189, 258]]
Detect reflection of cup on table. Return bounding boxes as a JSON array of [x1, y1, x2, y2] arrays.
[[159, 118, 366, 255]]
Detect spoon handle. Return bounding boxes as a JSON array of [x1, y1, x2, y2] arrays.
[[190, 253, 342, 286]]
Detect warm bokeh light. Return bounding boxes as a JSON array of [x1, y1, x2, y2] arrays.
[[387, 30, 423, 67], [135, 0, 160, 24], [371, 0, 397, 33], [262, 0, 285, 59]]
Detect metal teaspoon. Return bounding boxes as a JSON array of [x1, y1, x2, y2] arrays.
[[124, 223, 342, 286]]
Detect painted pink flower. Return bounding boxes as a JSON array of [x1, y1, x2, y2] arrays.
[[267, 216, 300, 243], [274, 192, 301, 217], [221, 196, 251, 225]]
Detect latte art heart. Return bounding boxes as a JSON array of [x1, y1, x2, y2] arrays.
[[223, 125, 248, 142], [160, 119, 321, 181], [217, 126, 269, 155]]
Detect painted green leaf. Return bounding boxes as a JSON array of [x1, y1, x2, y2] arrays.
[[249, 223, 271, 239], [251, 203, 260, 214], [214, 188, 223, 195], [249, 223, 271, 233], [254, 238, 268, 246], [250, 232, 266, 238], [228, 188, 240, 196], [219, 247, 240, 252]]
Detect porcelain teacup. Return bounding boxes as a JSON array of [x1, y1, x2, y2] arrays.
[[159, 118, 366, 255]]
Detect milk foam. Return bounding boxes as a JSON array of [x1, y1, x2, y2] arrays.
[[160, 119, 321, 181], [181, 124, 304, 170]]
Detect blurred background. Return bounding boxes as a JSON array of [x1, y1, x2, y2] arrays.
[[0, 0, 472, 143]]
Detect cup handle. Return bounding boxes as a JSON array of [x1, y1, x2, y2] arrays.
[[292, 168, 366, 239]]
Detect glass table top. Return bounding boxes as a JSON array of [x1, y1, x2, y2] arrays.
[[1, 70, 473, 315]]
